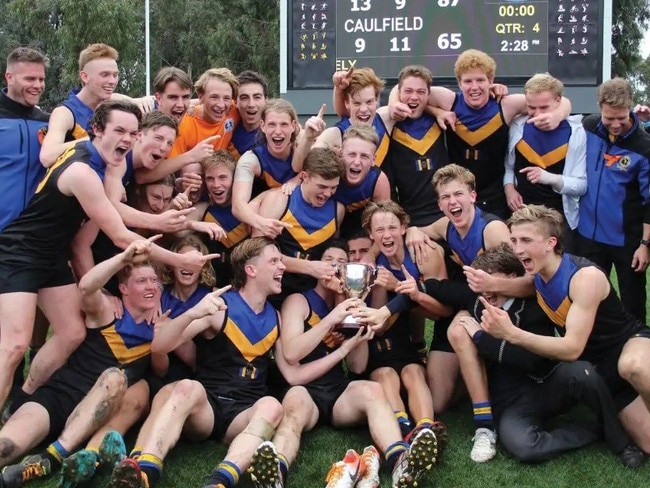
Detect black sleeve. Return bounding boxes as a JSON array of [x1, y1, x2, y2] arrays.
[[423, 278, 477, 310], [472, 331, 557, 374], [385, 293, 416, 314]]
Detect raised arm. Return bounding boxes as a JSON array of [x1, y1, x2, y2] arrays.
[[40, 106, 78, 167]]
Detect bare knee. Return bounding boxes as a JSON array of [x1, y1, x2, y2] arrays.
[[371, 367, 400, 385], [447, 321, 470, 348], [96, 368, 128, 398], [250, 396, 283, 428], [618, 351, 646, 386], [351, 380, 386, 405], [169, 379, 206, 407], [401, 364, 426, 390], [0, 342, 30, 366], [282, 386, 310, 415]]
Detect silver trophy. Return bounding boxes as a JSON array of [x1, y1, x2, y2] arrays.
[[336, 263, 377, 330]]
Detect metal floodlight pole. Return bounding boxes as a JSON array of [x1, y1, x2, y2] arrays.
[[145, 0, 151, 96]]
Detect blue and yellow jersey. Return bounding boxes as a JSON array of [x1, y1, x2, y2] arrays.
[[66, 309, 153, 385], [514, 120, 571, 213], [194, 290, 278, 403], [161, 284, 212, 319], [334, 165, 381, 237], [446, 207, 500, 266], [446, 94, 509, 216], [276, 185, 338, 260], [231, 124, 260, 159], [253, 144, 297, 189], [61, 89, 94, 141], [336, 113, 390, 167], [383, 113, 446, 226], [535, 253, 642, 362]]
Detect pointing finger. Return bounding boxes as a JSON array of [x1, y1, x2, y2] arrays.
[[203, 253, 221, 261], [317, 104, 326, 119], [202, 135, 221, 144], [146, 234, 163, 243], [345, 66, 354, 79], [212, 284, 232, 296]]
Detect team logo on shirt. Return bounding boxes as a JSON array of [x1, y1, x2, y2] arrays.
[[225, 119, 234, 132], [618, 156, 631, 171]]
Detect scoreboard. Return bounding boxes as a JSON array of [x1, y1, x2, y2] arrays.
[[280, 0, 612, 114]]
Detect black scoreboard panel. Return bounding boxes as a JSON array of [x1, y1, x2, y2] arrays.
[[289, 0, 604, 89]]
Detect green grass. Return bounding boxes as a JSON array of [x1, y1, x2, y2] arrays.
[[23, 270, 650, 487]]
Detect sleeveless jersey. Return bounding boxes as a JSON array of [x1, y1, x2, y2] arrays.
[[446, 94, 509, 217], [300, 289, 347, 387], [446, 207, 501, 266], [334, 165, 381, 237], [253, 144, 297, 189], [534, 254, 644, 362], [514, 120, 571, 214], [194, 290, 278, 403], [202, 203, 250, 287], [231, 124, 260, 158], [383, 113, 447, 225], [61, 89, 94, 141], [0, 141, 105, 262], [336, 114, 390, 167], [161, 284, 212, 319]]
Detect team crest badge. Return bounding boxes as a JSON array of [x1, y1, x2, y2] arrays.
[[618, 156, 631, 171], [225, 119, 234, 132]]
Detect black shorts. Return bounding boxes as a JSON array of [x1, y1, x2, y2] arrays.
[[145, 354, 195, 402], [430, 315, 454, 353], [11, 367, 95, 440], [593, 328, 650, 411], [305, 379, 350, 425], [206, 393, 256, 441], [0, 256, 75, 293]]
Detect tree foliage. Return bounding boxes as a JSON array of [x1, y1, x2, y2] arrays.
[[612, 0, 650, 78], [0, 0, 280, 111]]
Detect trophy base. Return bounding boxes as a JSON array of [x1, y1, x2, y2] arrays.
[[336, 316, 365, 337]]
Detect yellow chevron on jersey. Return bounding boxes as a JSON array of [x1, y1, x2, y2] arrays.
[[100, 326, 152, 365], [223, 317, 278, 363], [307, 308, 339, 349], [375, 132, 389, 167], [283, 209, 337, 250], [36, 145, 78, 194], [516, 139, 568, 169], [391, 124, 442, 155], [455, 112, 504, 147], [536, 291, 571, 327], [203, 211, 249, 249]]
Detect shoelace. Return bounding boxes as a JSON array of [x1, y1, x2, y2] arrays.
[[21, 463, 46, 481]]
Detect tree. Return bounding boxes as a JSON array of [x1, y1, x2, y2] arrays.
[[612, 0, 650, 78]]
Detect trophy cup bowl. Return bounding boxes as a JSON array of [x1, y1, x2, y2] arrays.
[[335, 263, 376, 336]]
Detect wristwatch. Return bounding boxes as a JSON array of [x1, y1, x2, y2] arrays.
[[641, 239, 650, 248]]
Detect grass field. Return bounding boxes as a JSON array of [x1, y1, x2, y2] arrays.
[[23, 273, 650, 487]]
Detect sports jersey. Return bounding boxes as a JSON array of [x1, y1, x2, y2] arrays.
[[0, 88, 49, 230], [55, 309, 153, 388], [161, 284, 212, 319], [534, 254, 645, 362], [60, 88, 94, 140], [169, 103, 240, 157], [276, 186, 338, 295], [300, 289, 348, 388], [201, 204, 250, 287], [0, 140, 105, 264], [334, 165, 381, 237], [336, 114, 390, 167], [383, 113, 447, 226], [231, 123, 260, 158], [446, 94, 509, 217], [252, 144, 297, 189], [193, 290, 278, 403], [578, 113, 650, 246], [445, 207, 501, 266], [505, 115, 586, 229]]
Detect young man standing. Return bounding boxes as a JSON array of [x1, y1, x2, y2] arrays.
[[40, 43, 120, 167], [232, 70, 268, 157]]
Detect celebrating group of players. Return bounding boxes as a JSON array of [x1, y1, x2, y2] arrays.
[[1, 40, 650, 488]]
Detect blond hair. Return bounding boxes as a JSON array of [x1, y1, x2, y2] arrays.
[[201, 150, 236, 174], [78, 43, 118, 71], [432, 164, 476, 195], [195, 67, 239, 98], [342, 124, 378, 146], [262, 98, 300, 145], [507, 205, 565, 255], [525, 73, 564, 98], [454, 49, 496, 82]]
